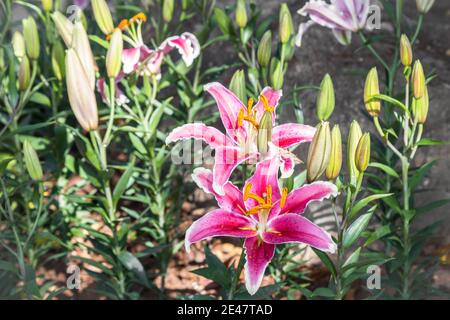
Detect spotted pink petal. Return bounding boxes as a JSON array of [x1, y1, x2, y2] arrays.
[[213, 146, 256, 195], [185, 209, 257, 252], [254, 87, 282, 124], [192, 168, 246, 214], [204, 82, 248, 143], [271, 181, 338, 217], [272, 123, 316, 148], [244, 158, 281, 209], [264, 213, 336, 252], [244, 236, 275, 295], [280, 155, 295, 178], [122, 47, 141, 74], [165, 123, 233, 149]]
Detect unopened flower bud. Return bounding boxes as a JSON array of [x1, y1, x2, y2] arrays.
[[279, 4, 294, 44], [307, 121, 331, 183], [316, 73, 335, 121], [66, 48, 98, 132], [355, 133, 371, 172], [23, 140, 43, 181], [229, 69, 247, 103], [18, 55, 31, 91], [364, 67, 381, 117], [326, 125, 342, 180], [270, 58, 284, 90], [236, 0, 248, 29], [412, 85, 429, 124], [106, 29, 123, 78], [400, 34, 412, 67], [52, 41, 65, 81], [92, 0, 114, 35], [41, 0, 52, 12], [23, 17, 40, 60], [347, 120, 362, 184], [72, 22, 96, 90], [163, 0, 174, 23], [12, 31, 26, 59], [412, 60, 425, 99], [52, 12, 74, 48], [257, 31, 272, 68], [257, 111, 273, 155], [416, 0, 435, 14]]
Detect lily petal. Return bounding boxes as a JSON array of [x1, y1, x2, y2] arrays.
[[122, 47, 141, 74], [244, 236, 275, 295], [264, 213, 336, 253], [166, 123, 233, 149], [272, 123, 316, 148], [185, 209, 257, 252], [295, 20, 316, 47], [254, 87, 282, 124], [280, 155, 295, 178], [192, 168, 246, 214], [161, 32, 200, 67], [298, 1, 355, 31]]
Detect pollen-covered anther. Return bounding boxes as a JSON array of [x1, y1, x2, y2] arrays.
[[118, 19, 129, 30], [130, 12, 147, 23], [260, 95, 274, 113], [237, 98, 259, 128], [280, 187, 288, 208]]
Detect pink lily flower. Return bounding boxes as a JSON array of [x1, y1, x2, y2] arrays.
[[186, 159, 337, 295], [122, 32, 200, 78], [296, 0, 370, 47], [166, 82, 316, 195]]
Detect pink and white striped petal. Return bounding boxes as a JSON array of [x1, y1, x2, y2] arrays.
[[122, 47, 141, 74], [185, 209, 257, 252], [280, 155, 295, 178], [165, 123, 233, 149], [244, 236, 276, 295], [160, 32, 200, 67], [254, 87, 282, 124], [272, 123, 316, 149]]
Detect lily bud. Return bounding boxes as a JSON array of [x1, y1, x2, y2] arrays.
[[412, 85, 429, 124], [52, 41, 65, 81], [106, 29, 123, 78], [235, 0, 248, 28], [326, 125, 342, 180], [257, 111, 273, 155], [22, 17, 40, 60], [355, 133, 371, 172], [400, 34, 412, 67], [270, 58, 284, 90], [52, 12, 74, 48], [307, 121, 331, 183], [18, 55, 31, 91], [163, 0, 174, 23], [41, 0, 52, 12], [229, 69, 247, 103], [279, 4, 294, 44], [316, 73, 335, 121], [12, 31, 26, 59], [412, 60, 425, 99], [364, 67, 381, 117], [347, 120, 362, 184], [23, 140, 43, 181], [92, 0, 114, 35], [72, 22, 96, 90], [257, 31, 272, 68], [66, 48, 98, 132], [416, 0, 435, 14]]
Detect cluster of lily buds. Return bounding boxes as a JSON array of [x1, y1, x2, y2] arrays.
[[235, 0, 248, 29], [411, 60, 428, 124], [23, 140, 43, 181], [316, 73, 335, 121], [416, 0, 435, 14], [364, 67, 381, 117]]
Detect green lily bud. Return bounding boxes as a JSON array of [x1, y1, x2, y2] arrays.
[[307, 121, 332, 183], [279, 4, 294, 44], [52, 12, 74, 48], [355, 133, 371, 172], [52, 41, 65, 81], [72, 21, 96, 90], [41, 0, 52, 12], [270, 58, 284, 90], [92, 0, 114, 35], [326, 125, 342, 180], [12, 31, 26, 59], [364, 67, 381, 117], [66, 48, 98, 132], [22, 17, 40, 60], [214, 8, 233, 36], [412, 60, 425, 99], [23, 140, 43, 181], [412, 84, 429, 124], [400, 34, 412, 67], [347, 120, 362, 184], [163, 0, 174, 23], [229, 69, 247, 103], [236, 0, 248, 28], [257, 31, 272, 68], [257, 111, 273, 155], [106, 29, 123, 78], [416, 0, 435, 14], [18, 55, 31, 91], [316, 73, 335, 121]]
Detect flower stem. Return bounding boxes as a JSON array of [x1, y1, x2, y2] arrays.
[[228, 242, 245, 300]]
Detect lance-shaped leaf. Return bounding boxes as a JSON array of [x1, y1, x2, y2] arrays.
[[343, 205, 376, 248]]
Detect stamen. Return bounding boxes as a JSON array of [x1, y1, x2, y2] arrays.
[[266, 185, 272, 205], [243, 182, 252, 201], [280, 187, 288, 208], [247, 97, 254, 114], [130, 12, 147, 23], [260, 95, 274, 113], [118, 19, 129, 30], [243, 183, 266, 205], [237, 109, 244, 128]]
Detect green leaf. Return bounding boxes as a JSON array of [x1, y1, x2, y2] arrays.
[[364, 225, 391, 246], [148, 101, 167, 136], [311, 287, 335, 298], [118, 251, 150, 287], [415, 198, 450, 217], [409, 160, 436, 192], [368, 94, 408, 114], [342, 248, 361, 278], [369, 162, 399, 178], [349, 194, 392, 221], [30, 92, 51, 107], [112, 159, 135, 208], [191, 246, 230, 288], [312, 247, 336, 279], [417, 138, 450, 146], [343, 206, 376, 248]]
